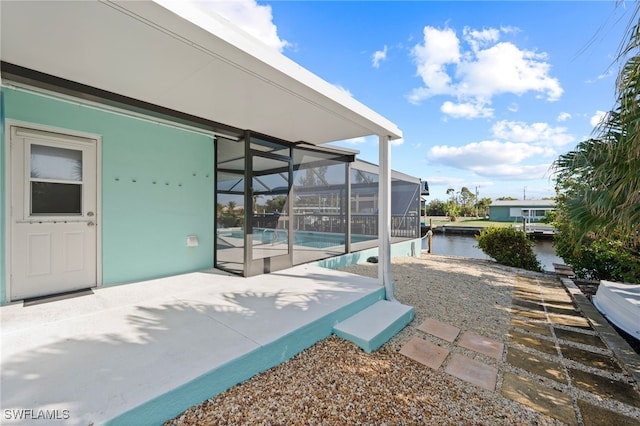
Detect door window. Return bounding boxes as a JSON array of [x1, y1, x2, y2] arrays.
[[30, 144, 83, 215]]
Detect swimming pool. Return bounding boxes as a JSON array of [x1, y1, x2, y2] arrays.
[[222, 229, 373, 249]]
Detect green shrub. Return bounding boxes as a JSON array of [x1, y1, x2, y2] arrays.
[[476, 226, 542, 272], [554, 232, 640, 283]]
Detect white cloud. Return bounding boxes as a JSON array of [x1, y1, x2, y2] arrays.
[[409, 25, 563, 118], [491, 120, 574, 148], [590, 110, 608, 127], [429, 140, 545, 169], [471, 163, 551, 180], [409, 26, 460, 101], [441, 100, 493, 119], [463, 27, 500, 52], [557, 112, 571, 122], [427, 119, 573, 180], [372, 45, 388, 68], [339, 136, 367, 145], [189, 0, 289, 52], [333, 84, 353, 98]]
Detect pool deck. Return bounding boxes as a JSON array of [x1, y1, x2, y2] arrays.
[[0, 264, 385, 425]]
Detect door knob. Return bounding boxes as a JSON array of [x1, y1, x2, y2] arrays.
[[87, 211, 94, 217], [88, 221, 95, 227]]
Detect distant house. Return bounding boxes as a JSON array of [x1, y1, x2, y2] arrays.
[[489, 200, 556, 222]]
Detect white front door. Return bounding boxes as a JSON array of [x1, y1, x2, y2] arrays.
[[10, 126, 98, 300]]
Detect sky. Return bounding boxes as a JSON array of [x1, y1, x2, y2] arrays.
[[187, 0, 632, 202]]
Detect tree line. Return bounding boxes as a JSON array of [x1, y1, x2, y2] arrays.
[[551, 4, 640, 283], [422, 187, 514, 219]]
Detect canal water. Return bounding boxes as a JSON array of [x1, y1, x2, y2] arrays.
[[421, 233, 564, 272]]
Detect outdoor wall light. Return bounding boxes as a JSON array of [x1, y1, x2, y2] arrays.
[[186, 235, 199, 247]]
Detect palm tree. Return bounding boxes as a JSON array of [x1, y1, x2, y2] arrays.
[[553, 5, 640, 243]]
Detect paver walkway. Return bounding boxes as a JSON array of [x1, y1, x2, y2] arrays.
[[400, 274, 640, 425]]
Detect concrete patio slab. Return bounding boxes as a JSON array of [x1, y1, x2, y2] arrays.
[[444, 353, 497, 391], [1, 264, 386, 425], [417, 317, 460, 342]]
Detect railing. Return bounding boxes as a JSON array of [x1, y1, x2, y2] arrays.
[[252, 213, 419, 238], [291, 213, 419, 238]]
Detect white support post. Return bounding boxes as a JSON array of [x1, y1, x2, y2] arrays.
[[378, 134, 394, 301]]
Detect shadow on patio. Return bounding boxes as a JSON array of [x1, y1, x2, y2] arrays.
[[1, 264, 384, 425]]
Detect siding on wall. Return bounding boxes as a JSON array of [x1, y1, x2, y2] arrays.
[[3, 88, 215, 292], [488, 206, 512, 221]]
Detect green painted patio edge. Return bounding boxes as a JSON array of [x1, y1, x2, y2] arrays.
[[105, 287, 385, 426], [333, 301, 415, 353], [317, 238, 421, 270]]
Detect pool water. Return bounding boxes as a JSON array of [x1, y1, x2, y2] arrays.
[[225, 229, 372, 249]]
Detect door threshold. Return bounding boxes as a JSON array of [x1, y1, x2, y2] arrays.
[[23, 288, 95, 307]]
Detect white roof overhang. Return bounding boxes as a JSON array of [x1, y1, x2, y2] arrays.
[[0, 0, 402, 145]]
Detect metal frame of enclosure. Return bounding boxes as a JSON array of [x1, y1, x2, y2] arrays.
[[215, 133, 421, 276]]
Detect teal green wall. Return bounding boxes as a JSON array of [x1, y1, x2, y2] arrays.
[[3, 88, 214, 289], [489, 206, 511, 222]]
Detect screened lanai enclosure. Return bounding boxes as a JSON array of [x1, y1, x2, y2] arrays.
[[216, 133, 421, 276]]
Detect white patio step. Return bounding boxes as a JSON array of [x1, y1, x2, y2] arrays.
[[333, 300, 414, 353]]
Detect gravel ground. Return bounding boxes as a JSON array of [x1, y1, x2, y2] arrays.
[[165, 254, 635, 425]]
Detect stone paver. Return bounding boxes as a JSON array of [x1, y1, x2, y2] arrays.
[[511, 308, 547, 320], [577, 400, 640, 426], [548, 313, 592, 329], [509, 329, 558, 356], [568, 368, 640, 407], [510, 318, 552, 336], [545, 304, 582, 317], [444, 353, 497, 391], [458, 331, 504, 360], [417, 318, 460, 343], [553, 327, 607, 349], [541, 293, 575, 304], [506, 346, 567, 383], [399, 336, 449, 370], [507, 274, 640, 424], [512, 298, 544, 311], [502, 372, 577, 425], [513, 291, 543, 302], [559, 344, 622, 372]]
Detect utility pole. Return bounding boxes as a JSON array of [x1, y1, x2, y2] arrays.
[[475, 186, 479, 217], [523, 186, 527, 200]]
